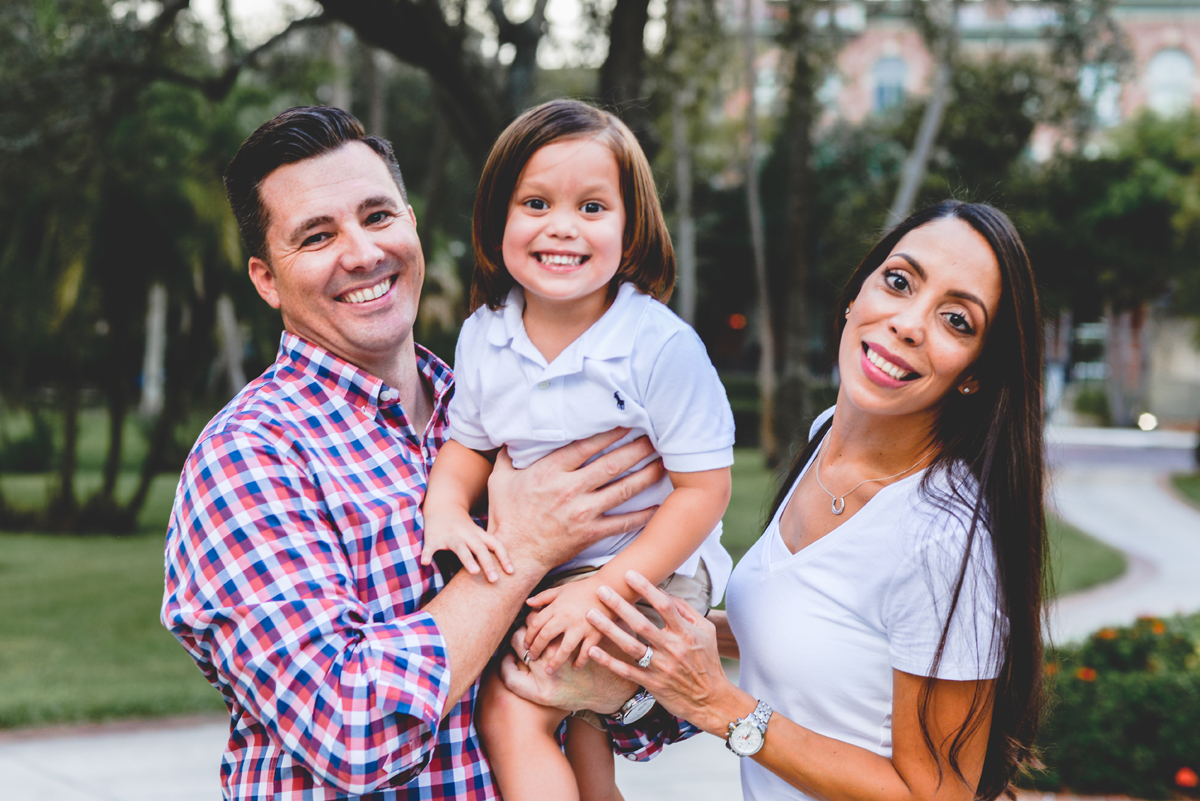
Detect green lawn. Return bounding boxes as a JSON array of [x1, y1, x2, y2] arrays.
[[721, 449, 1127, 599], [1172, 472, 1200, 510], [0, 446, 1127, 730]]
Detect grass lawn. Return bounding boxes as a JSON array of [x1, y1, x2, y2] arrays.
[[1172, 472, 1200, 510], [0, 446, 1127, 730]]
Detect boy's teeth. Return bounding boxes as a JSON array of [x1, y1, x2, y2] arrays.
[[341, 276, 393, 304], [538, 253, 584, 266], [867, 347, 910, 381]]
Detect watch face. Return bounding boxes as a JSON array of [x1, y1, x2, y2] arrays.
[[622, 694, 656, 724], [730, 721, 764, 756]]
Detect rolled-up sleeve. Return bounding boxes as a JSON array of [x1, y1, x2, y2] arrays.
[[163, 427, 450, 794], [606, 706, 700, 761]]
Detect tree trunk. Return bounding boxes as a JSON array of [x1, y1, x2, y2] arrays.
[[743, 0, 776, 461], [886, 0, 962, 228], [420, 100, 452, 257], [773, 0, 818, 464], [52, 376, 81, 524], [140, 283, 168, 417], [365, 49, 387, 137], [599, 0, 656, 149], [328, 22, 352, 111], [216, 294, 247, 398], [671, 88, 698, 325]]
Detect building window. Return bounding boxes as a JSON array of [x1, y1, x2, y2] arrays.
[[1146, 48, 1195, 117], [873, 57, 907, 112]]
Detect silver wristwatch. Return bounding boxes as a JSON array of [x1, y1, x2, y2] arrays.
[[609, 688, 656, 725], [726, 700, 772, 757]]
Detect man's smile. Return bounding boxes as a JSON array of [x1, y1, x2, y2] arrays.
[[337, 274, 396, 304]]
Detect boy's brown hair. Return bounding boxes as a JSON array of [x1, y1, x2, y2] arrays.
[[471, 100, 675, 311]]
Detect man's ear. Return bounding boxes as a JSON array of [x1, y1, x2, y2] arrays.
[[248, 257, 281, 310], [406, 205, 417, 228]]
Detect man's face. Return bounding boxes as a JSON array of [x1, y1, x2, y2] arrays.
[[248, 142, 423, 374]]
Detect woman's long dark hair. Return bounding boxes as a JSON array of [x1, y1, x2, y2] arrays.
[[770, 201, 1046, 800]]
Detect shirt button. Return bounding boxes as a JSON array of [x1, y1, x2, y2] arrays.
[[538, 381, 550, 389], [380, 389, 397, 402]]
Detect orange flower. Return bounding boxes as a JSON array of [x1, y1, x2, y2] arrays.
[[1176, 767, 1199, 788], [1076, 666, 1097, 682], [1098, 628, 1117, 640], [1044, 662, 1059, 676], [1153, 621, 1166, 635]]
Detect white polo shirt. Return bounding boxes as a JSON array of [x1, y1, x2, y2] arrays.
[[447, 282, 736, 600]]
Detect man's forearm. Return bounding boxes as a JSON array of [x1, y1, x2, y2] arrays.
[[426, 562, 545, 710]]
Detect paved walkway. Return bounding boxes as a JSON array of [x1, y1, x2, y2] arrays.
[[5, 427, 1197, 800]]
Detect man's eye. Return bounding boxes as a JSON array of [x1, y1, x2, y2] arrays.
[[366, 211, 391, 225], [884, 271, 909, 292], [526, 199, 547, 210], [302, 232, 330, 247], [582, 202, 603, 214]]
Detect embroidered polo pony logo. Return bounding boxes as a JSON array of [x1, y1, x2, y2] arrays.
[[613, 392, 625, 411]]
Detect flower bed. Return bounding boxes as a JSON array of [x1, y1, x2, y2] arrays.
[[1028, 616, 1200, 799]]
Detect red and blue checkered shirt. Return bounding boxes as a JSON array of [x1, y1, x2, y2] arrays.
[[163, 333, 691, 800]]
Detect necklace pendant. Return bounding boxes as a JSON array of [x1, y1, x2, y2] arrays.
[[831, 497, 845, 515]]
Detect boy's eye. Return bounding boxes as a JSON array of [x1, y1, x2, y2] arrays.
[[526, 199, 547, 210], [582, 201, 604, 214]]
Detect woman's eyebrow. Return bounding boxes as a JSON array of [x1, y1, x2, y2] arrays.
[[893, 252, 926, 279]]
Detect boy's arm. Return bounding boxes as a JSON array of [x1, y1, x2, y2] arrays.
[[422, 439, 511, 581], [523, 466, 732, 669]]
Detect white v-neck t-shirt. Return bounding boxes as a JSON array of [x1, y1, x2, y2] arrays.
[[447, 282, 736, 600], [725, 409, 1005, 800]]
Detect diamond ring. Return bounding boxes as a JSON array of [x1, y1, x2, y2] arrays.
[[637, 646, 653, 669]]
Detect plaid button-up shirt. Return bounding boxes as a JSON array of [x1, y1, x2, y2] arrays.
[[163, 333, 690, 801]]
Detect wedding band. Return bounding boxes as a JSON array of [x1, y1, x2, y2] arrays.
[[637, 646, 653, 669], [522, 650, 531, 664]]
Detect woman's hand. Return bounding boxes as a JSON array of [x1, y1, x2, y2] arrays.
[[584, 570, 752, 737]]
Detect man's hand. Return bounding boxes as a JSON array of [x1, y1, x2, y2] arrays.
[[498, 627, 637, 716], [485, 429, 664, 580], [523, 576, 615, 672]]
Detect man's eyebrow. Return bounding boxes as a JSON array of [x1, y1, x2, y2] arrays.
[[286, 215, 333, 246], [358, 195, 401, 214]]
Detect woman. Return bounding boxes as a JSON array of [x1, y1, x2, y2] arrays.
[[583, 201, 1046, 801]]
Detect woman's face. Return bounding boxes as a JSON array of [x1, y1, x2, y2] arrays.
[[838, 217, 1003, 420]]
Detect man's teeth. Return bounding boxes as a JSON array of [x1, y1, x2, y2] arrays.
[[341, 277, 393, 304], [867, 347, 912, 381], [538, 253, 584, 266]]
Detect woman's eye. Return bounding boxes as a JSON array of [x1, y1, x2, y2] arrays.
[[582, 201, 603, 214], [884, 271, 909, 292], [945, 312, 974, 333], [526, 199, 547, 210]]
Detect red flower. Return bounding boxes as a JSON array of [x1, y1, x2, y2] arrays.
[[1098, 628, 1117, 640], [1076, 666, 1097, 682], [1176, 767, 1199, 788]]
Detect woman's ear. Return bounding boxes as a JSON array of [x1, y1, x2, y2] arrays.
[[958, 377, 980, 396]]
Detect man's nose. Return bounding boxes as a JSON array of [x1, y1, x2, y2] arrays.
[[340, 223, 385, 269]]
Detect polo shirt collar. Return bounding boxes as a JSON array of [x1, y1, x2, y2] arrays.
[[485, 283, 648, 379]]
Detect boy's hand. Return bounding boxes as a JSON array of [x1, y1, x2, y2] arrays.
[[420, 512, 513, 583], [523, 576, 615, 673]]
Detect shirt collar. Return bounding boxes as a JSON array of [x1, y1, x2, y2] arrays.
[[277, 331, 453, 412], [484, 282, 648, 377]]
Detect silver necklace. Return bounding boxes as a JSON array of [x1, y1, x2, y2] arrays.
[[813, 438, 932, 515]]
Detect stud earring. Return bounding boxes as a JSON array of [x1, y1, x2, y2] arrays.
[[960, 386, 971, 395], [844, 307, 851, 316]]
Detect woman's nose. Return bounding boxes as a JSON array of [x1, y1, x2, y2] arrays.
[[889, 310, 925, 346]]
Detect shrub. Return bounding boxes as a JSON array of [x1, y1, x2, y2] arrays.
[[0, 412, 54, 472], [1029, 616, 1200, 799]]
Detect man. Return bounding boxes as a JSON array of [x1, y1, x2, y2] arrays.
[[162, 107, 682, 800]]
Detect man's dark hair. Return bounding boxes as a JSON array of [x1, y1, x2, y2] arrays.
[[223, 106, 407, 263]]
